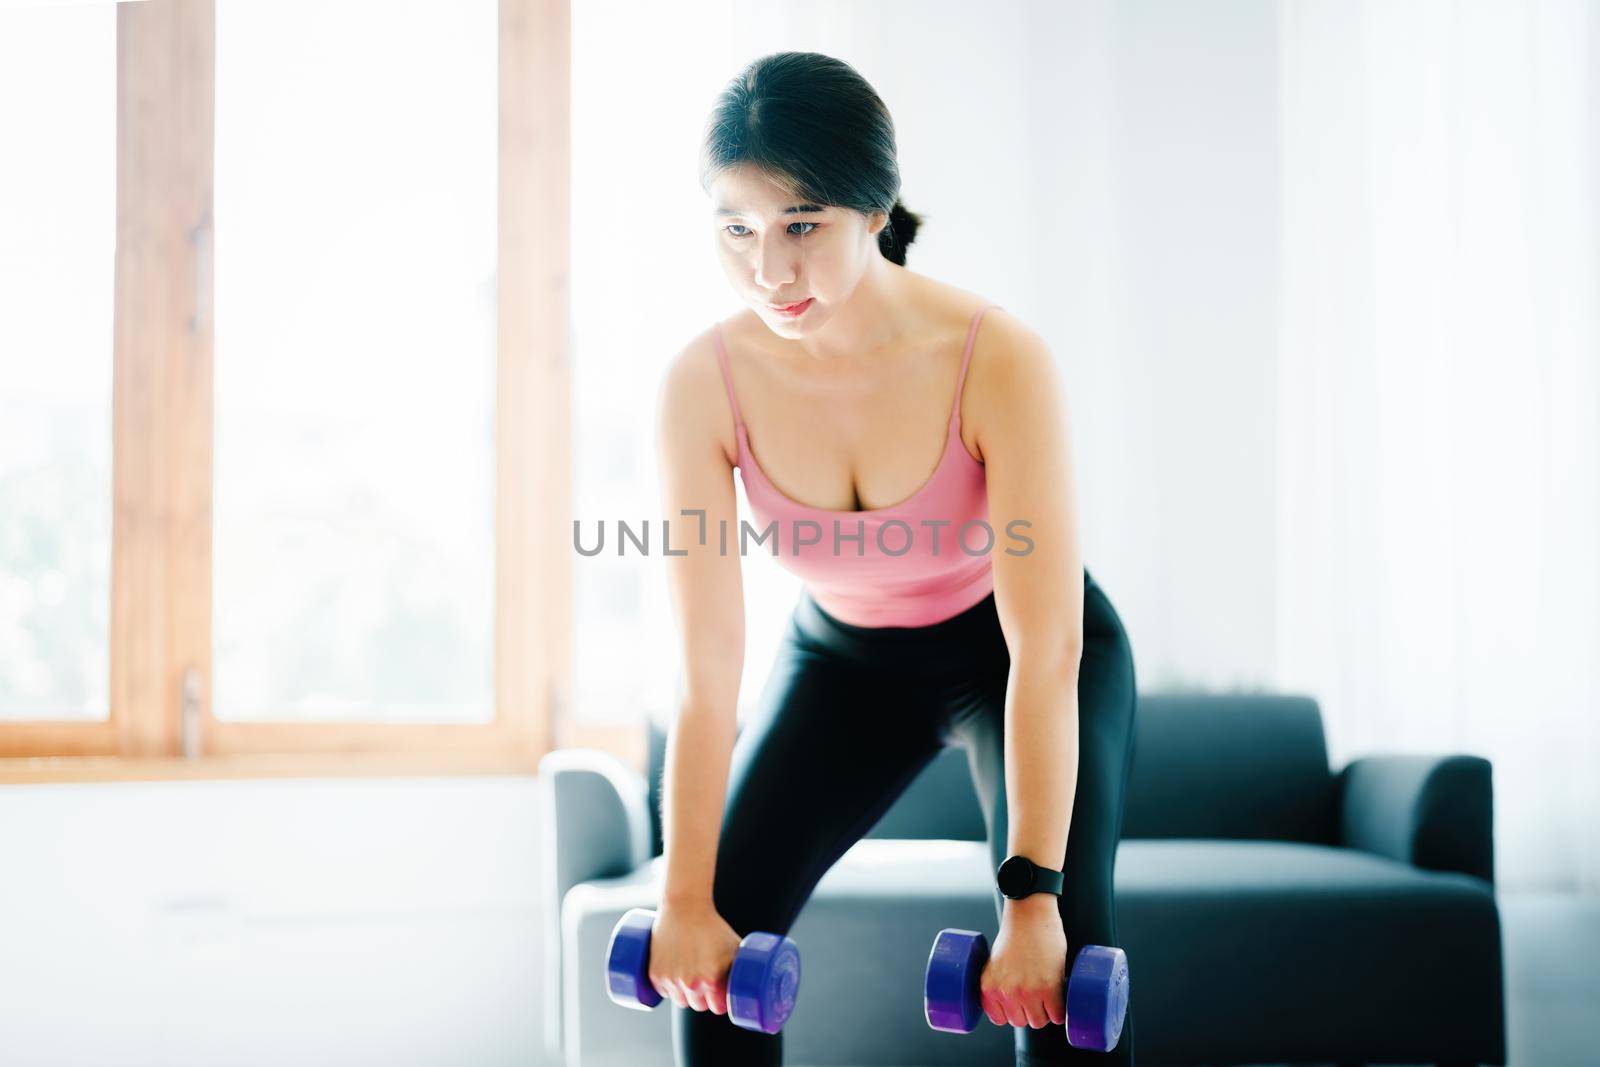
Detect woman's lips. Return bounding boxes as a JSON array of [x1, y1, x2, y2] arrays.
[[769, 298, 814, 316]]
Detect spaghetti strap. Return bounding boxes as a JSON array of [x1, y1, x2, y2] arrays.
[[711, 322, 745, 431], [950, 303, 999, 425]]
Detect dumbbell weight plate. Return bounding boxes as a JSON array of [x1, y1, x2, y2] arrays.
[[605, 907, 664, 1010], [727, 931, 802, 1034], [924, 928, 989, 1034], [1066, 944, 1130, 1051]]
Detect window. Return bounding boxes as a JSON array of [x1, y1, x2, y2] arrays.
[[212, 0, 497, 725], [0, 0, 582, 779], [0, 3, 116, 723]]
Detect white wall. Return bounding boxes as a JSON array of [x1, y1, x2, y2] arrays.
[[0, 779, 553, 1067]]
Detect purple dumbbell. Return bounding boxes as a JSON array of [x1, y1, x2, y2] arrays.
[[924, 928, 1130, 1052], [604, 907, 802, 1034]]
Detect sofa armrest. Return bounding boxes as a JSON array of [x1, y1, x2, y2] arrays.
[[1337, 754, 1495, 885], [537, 748, 652, 1062], [539, 747, 653, 893]]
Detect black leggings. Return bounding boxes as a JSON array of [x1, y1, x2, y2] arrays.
[[671, 568, 1138, 1067]]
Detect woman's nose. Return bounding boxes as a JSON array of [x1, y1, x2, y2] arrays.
[[753, 235, 797, 290]]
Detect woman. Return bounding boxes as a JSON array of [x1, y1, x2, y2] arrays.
[[652, 51, 1137, 1067]]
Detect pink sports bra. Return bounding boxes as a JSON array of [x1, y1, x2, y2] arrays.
[[712, 304, 999, 628]]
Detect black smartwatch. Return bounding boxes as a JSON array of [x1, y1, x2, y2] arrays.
[[996, 854, 1065, 900]]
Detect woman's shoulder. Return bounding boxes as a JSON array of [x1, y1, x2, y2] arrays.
[[894, 279, 1042, 374], [927, 280, 1045, 369], [964, 306, 1061, 441], [658, 322, 741, 468], [981, 310, 1048, 364], [904, 274, 1026, 344]]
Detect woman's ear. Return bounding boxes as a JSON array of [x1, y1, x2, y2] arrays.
[[866, 209, 889, 238]]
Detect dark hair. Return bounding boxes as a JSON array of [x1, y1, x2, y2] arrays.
[[699, 51, 924, 266]]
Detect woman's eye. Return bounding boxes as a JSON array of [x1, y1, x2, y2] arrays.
[[723, 222, 817, 239]]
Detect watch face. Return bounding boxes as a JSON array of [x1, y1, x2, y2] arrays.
[[997, 855, 1036, 898]]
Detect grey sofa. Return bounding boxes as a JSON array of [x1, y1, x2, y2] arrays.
[[539, 693, 1506, 1066]]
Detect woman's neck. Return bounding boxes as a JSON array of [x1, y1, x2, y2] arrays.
[[784, 258, 924, 366]]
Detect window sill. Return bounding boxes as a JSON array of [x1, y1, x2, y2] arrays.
[[0, 748, 543, 785]]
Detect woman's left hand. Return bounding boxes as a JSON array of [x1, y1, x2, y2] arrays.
[[980, 906, 1068, 1028]]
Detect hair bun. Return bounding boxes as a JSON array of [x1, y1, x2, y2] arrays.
[[880, 199, 924, 265]]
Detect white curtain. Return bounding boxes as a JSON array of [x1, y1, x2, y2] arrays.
[[1276, 0, 1600, 893]]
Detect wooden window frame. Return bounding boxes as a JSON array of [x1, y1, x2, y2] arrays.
[[0, 0, 642, 783]]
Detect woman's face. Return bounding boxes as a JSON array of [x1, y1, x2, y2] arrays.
[[709, 164, 887, 338]]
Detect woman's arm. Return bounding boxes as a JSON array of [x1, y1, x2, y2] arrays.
[[653, 334, 748, 913], [968, 310, 1087, 930]]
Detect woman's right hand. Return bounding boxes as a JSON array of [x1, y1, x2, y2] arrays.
[[649, 901, 745, 1015]]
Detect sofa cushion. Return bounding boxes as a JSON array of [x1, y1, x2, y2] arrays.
[[1115, 840, 1504, 1065], [1123, 694, 1339, 843]]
